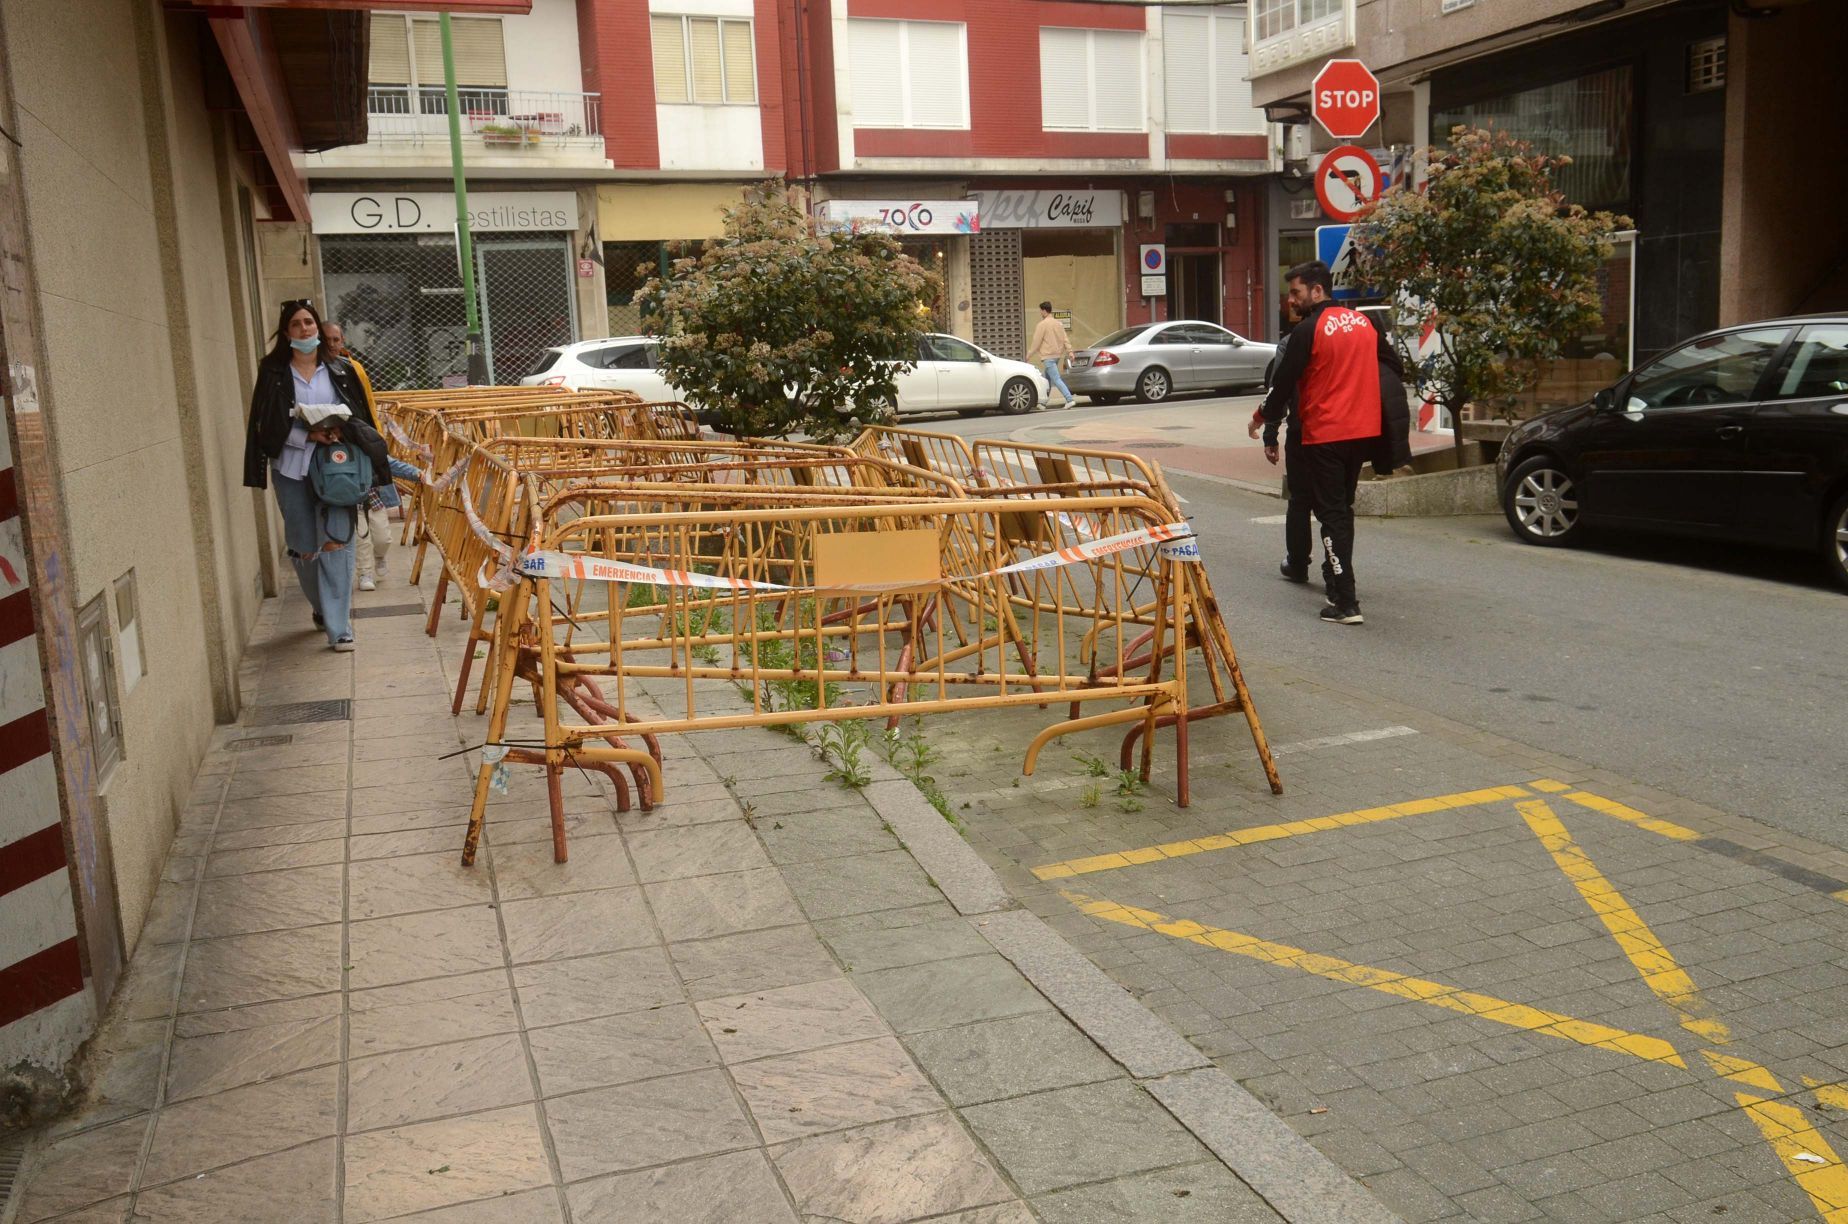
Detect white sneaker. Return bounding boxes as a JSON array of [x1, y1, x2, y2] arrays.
[[359, 576, 377, 592], [332, 636, 356, 652]]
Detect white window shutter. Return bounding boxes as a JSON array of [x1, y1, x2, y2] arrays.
[[906, 22, 965, 127], [1212, 14, 1264, 134], [1163, 13, 1210, 134], [1091, 31, 1144, 131], [1039, 28, 1090, 129], [849, 19, 904, 127]]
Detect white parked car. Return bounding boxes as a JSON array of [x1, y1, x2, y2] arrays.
[[521, 336, 681, 401], [521, 332, 1049, 418], [881, 334, 1049, 417]]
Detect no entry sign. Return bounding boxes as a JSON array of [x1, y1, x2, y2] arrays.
[[1312, 59, 1381, 141], [1313, 145, 1384, 223]]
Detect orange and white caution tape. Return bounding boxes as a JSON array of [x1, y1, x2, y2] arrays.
[[516, 521, 1197, 592]]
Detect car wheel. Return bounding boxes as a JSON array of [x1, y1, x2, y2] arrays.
[[1502, 456, 1582, 546], [1823, 490, 1848, 591], [1136, 367, 1172, 403], [1000, 377, 1038, 415]]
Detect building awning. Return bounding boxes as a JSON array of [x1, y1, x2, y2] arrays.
[[178, 0, 533, 223]]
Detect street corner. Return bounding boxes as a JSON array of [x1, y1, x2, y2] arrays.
[[1011, 776, 1848, 1222]]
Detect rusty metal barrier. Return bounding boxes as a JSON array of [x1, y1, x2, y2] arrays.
[[852, 427, 1281, 796], [461, 488, 1224, 862]]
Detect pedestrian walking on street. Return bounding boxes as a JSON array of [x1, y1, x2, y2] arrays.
[[322, 321, 398, 592], [242, 300, 390, 651], [1251, 300, 1313, 584], [1257, 261, 1397, 625], [1027, 301, 1080, 408]]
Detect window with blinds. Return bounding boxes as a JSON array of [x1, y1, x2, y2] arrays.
[[847, 19, 968, 130], [1164, 8, 1263, 136], [366, 15, 506, 115], [1040, 27, 1145, 133], [652, 14, 756, 106]]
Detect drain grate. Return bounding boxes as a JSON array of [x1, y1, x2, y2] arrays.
[[227, 734, 294, 752], [352, 603, 425, 620], [241, 699, 352, 726]]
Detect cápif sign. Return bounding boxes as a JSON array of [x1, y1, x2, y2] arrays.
[[1311, 59, 1381, 141]]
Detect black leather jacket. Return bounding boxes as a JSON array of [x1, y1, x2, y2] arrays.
[[242, 354, 387, 490]]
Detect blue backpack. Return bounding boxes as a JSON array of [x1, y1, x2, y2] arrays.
[[310, 439, 373, 508]]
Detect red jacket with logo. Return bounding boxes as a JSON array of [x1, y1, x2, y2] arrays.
[[1258, 302, 1386, 446]]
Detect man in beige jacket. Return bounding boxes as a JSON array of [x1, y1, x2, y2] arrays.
[[1027, 300, 1080, 408]]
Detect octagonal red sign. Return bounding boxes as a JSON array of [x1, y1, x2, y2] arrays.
[[1312, 59, 1381, 141]]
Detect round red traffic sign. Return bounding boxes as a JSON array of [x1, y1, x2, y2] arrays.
[[1312, 59, 1381, 141], [1313, 145, 1384, 223]]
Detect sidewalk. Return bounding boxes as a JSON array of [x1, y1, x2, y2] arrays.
[[6, 572, 1388, 1223]]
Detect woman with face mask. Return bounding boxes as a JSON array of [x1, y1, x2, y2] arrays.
[[241, 299, 389, 651]]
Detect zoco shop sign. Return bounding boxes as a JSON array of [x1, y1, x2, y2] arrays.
[[817, 199, 981, 235], [974, 190, 1124, 229], [309, 191, 580, 235]]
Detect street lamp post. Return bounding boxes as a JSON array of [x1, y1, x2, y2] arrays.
[[439, 13, 490, 385]]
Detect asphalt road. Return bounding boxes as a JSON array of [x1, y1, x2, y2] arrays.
[[916, 394, 1848, 851]]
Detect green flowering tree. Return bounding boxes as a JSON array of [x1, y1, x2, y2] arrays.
[[1349, 126, 1629, 446], [636, 186, 941, 440]]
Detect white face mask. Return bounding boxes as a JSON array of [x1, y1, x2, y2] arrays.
[[290, 336, 321, 354]]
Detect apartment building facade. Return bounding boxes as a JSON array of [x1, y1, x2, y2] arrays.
[[1246, 0, 1848, 365], [295, 2, 1285, 376]]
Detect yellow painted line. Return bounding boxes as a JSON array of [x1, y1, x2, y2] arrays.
[[1030, 784, 1533, 881], [1832, 889, 1848, 906], [1563, 789, 1702, 841], [1737, 1094, 1848, 1220], [1520, 799, 1731, 1045], [1803, 1078, 1848, 1113], [1530, 778, 1574, 794], [1061, 889, 1686, 1068], [1703, 1050, 1783, 1093]]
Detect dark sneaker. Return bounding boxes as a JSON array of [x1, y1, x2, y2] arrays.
[[1319, 604, 1364, 625], [1279, 562, 1310, 584], [313, 612, 325, 630]]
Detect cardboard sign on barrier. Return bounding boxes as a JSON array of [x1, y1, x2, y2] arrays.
[[812, 528, 941, 592]]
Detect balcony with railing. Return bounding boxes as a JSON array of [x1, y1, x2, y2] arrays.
[[364, 86, 602, 148]]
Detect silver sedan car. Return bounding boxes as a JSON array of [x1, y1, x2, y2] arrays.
[[1065, 320, 1277, 404]]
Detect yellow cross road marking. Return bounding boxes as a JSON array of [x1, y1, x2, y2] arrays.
[[1806, 1079, 1848, 1113], [1519, 799, 1732, 1045], [1520, 797, 1848, 1222], [1529, 778, 1574, 793], [1561, 789, 1702, 841], [1060, 889, 1688, 1068], [1030, 784, 1533, 881], [1738, 1095, 1848, 1220]]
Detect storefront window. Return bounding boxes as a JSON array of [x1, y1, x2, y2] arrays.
[[604, 240, 670, 336], [1022, 229, 1119, 349], [1432, 65, 1634, 210], [899, 237, 950, 333], [1498, 236, 1635, 416]]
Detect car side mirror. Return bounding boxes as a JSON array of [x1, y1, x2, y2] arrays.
[[1593, 387, 1616, 413], [978, 353, 991, 363]]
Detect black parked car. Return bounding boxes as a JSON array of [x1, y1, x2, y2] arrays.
[[1496, 316, 1848, 589]]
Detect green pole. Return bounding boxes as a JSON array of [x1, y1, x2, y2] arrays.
[[440, 13, 490, 384]]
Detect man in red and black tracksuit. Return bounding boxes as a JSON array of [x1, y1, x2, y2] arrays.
[[1258, 260, 1398, 625]]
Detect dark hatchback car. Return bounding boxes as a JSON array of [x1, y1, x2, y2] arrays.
[[1496, 316, 1848, 589]]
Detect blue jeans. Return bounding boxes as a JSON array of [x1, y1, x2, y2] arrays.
[[272, 471, 354, 645], [1042, 359, 1076, 404]]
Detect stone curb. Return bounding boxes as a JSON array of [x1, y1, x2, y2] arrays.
[[861, 776, 1398, 1224]]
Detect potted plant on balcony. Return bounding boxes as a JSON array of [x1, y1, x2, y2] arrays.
[[479, 122, 524, 146]]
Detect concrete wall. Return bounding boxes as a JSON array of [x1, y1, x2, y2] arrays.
[[1719, 2, 1848, 324], [6, 0, 268, 949]]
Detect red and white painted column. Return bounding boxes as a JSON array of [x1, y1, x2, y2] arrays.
[[0, 428, 93, 1075]]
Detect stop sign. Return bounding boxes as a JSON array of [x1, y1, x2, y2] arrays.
[[1311, 59, 1381, 141]]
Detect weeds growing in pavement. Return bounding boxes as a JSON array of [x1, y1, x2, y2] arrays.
[[1118, 796, 1145, 814], [817, 720, 874, 788], [880, 717, 960, 828], [1073, 751, 1112, 778], [1079, 784, 1101, 809], [1114, 768, 1145, 798]]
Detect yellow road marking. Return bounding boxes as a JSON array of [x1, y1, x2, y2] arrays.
[[1522, 798, 1848, 1221], [1806, 1079, 1848, 1113], [1562, 789, 1702, 841], [1519, 799, 1731, 1045], [1833, 889, 1848, 906], [1061, 889, 1686, 1068], [1737, 1095, 1848, 1220], [1530, 778, 1574, 793], [1030, 785, 1532, 881]]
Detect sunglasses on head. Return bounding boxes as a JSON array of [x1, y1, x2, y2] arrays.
[[284, 298, 314, 310]]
